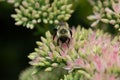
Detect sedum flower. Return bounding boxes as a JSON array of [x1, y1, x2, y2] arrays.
[[7, 0, 73, 29], [88, 0, 120, 31], [28, 24, 120, 80]]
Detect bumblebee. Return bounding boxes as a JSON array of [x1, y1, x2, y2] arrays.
[[53, 22, 72, 46]]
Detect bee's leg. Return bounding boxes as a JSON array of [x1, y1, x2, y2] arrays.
[[66, 38, 70, 47], [57, 38, 60, 45], [53, 29, 57, 40], [68, 38, 70, 44], [70, 30, 72, 37]]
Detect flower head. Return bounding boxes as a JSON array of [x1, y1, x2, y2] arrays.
[[8, 0, 73, 29], [88, 0, 120, 31], [28, 24, 120, 80]]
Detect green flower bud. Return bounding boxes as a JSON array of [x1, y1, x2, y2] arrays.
[[21, 17, 28, 22], [22, 1, 28, 7], [101, 18, 109, 23], [41, 37, 47, 43], [114, 24, 119, 29], [28, 52, 37, 60], [32, 19, 37, 24], [45, 67, 52, 71], [43, 19, 48, 24], [15, 21, 23, 25], [51, 63, 58, 67]]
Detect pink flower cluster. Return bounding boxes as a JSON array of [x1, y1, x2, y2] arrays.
[[66, 30, 120, 79], [28, 26, 120, 80]]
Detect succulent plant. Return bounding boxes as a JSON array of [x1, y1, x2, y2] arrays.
[[6, 0, 120, 80], [88, 0, 120, 31], [7, 0, 73, 29], [28, 23, 120, 80], [19, 66, 66, 80]]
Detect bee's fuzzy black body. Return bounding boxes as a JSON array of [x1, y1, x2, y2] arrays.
[[53, 22, 72, 46], [57, 36, 70, 45]]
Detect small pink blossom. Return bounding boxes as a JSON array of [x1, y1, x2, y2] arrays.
[[74, 58, 85, 68], [93, 73, 102, 80], [93, 55, 103, 72], [109, 76, 115, 80], [117, 57, 120, 67], [60, 51, 67, 57], [48, 52, 53, 59], [94, 13, 101, 20], [64, 61, 74, 71], [112, 1, 120, 14]]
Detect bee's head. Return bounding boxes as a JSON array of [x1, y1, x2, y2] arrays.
[[59, 28, 67, 34], [56, 22, 71, 37]]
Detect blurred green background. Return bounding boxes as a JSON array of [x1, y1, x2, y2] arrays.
[[0, 1, 92, 80]]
